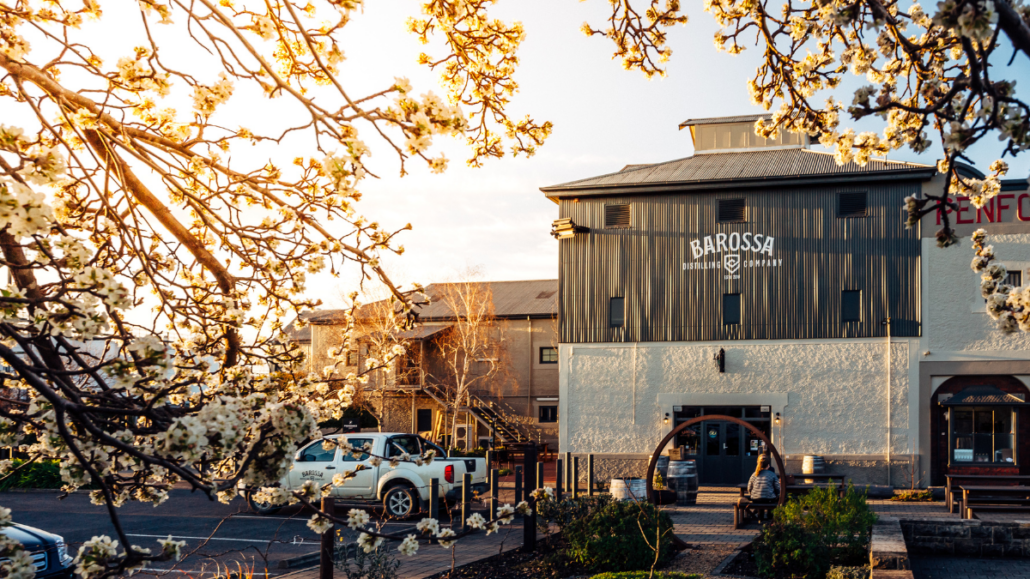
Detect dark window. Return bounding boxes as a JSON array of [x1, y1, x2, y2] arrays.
[[346, 350, 358, 366], [950, 407, 1015, 465], [342, 437, 372, 462], [299, 441, 337, 462], [1005, 270, 1022, 287], [388, 435, 421, 457], [416, 409, 433, 432], [723, 294, 741, 325], [718, 198, 746, 223], [540, 347, 558, 364], [838, 192, 868, 217], [539, 405, 558, 423], [610, 297, 625, 327], [842, 290, 862, 322], [604, 204, 631, 228]]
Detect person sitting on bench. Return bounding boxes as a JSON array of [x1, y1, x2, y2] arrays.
[[747, 454, 779, 517]]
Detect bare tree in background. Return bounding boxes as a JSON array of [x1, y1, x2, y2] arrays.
[[428, 273, 515, 447]]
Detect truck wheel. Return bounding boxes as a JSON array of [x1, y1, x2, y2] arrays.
[[383, 485, 417, 519], [246, 489, 282, 515]]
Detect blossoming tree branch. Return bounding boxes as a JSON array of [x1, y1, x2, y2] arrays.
[[582, 0, 1029, 332], [0, 0, 551, 576]]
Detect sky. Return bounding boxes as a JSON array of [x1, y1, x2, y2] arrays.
[[303, 0, 1030, 307], [7, 0, 1028, 315]]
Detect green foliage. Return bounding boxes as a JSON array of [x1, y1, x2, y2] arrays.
[[753, 484, 876, 579], [333, 542, 399, 579], [0, 459, 64, 490], [565, 499, 675, 572], [589, 568, 700, 572], [498, 468, 513, 476], [889, 489, 934, 502], [537, 494, 615, 534], [446, 446, 488, 457], [827, 566, 870, 579]]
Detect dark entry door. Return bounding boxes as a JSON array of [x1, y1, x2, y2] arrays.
[[702, 421, 742, 484]]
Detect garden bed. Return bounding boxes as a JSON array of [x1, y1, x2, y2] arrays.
[[422, 534, 590, 579]]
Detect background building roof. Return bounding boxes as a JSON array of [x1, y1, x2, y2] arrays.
[[542, 148, 934, 197], [678, 114, 772, 128], [283, 279, 558, 340]]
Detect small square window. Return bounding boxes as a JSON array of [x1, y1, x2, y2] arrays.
[[610, 297, 625, 328], [539, 405, 558, 423], [723, 294, 741, 325], [540, 347, 558, 364], [346, 350, 358, 366], [718, 199, 746, 223], [1005, 270, 1022, 287], [838, 192, 868, 217], [842, 290, 862, 322]]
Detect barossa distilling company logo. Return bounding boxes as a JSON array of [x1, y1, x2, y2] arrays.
[[683, 232, 783, 280]]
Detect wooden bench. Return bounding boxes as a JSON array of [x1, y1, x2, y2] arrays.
[[966, 504, 1030, 519], [959, 485, 1030, 519], [734, 498, 777, 529], [945, 475, 1030, 514]]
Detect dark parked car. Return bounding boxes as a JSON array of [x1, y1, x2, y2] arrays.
[[1, 523, 75, 579]]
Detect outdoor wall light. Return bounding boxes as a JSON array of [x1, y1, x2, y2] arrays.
[[550, 218, 590, 240], [713, 348, 725, 373], [664, 413, 670, 424], [775, 412, 781, 424]]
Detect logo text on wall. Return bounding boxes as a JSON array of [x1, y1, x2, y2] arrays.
[[683, 232, 782, 280]]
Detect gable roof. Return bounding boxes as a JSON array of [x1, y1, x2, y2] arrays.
[[282, 279, 558, 339], [541, 148, 935, 198]]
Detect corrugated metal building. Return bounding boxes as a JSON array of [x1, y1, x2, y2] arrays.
[[542, 114, 1030, 487]]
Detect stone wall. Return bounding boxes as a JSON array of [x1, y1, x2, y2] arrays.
[[901, 518, 1030, 557]]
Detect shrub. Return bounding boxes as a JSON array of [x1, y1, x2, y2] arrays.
[[537, 494, 615, 534], [334, 540, 399, 579], [498, 468, 513, 476], [565, 499, 675, 572], [0, 459, 64, 490], [827, 566, 870, 579], [753, 484, 876, 579], [589, 568, 700, 572], [889, 489, 934, 502]]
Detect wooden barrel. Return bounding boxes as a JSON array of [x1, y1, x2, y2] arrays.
[[667, 460, 698, 505], [655, 455, 670, 478], [610, 477, 647, 501], [802, 455, 826, 483]]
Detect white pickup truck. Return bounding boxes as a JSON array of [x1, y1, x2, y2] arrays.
[[246, 432, 489, 519]]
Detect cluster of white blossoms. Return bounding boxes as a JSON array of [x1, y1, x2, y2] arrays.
[[115, 50, 171, 96], [192, 73, 235, 116], [971, 228, 1030, 333], [0, 507, 34, 579], [386, 89, 467, 158]]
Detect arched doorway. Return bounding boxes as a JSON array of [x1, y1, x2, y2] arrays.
[[645, 414, 787, 549], [930, 375, 1029, 486]]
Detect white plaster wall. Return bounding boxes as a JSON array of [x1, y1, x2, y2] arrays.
[[559, 339, 914, 457], [924, 234, 1030, 356]]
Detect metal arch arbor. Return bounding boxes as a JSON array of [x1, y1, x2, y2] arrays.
[[644, 414, 787, 549]]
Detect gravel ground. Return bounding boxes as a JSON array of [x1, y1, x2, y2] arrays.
[[662, 543, 741, 577]]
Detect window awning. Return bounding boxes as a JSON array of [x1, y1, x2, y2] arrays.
[[941, 385, 1027, 406]]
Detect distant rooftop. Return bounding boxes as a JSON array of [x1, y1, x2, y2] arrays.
[[678, 114, 772, 129], [283, 279, 558, 341]]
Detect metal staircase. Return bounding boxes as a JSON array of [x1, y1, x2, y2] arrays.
[[421, 382, 532, 445]]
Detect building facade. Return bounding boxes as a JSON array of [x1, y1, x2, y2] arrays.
[[287, 280, 560, 449], [543, 114, 1029, 487]]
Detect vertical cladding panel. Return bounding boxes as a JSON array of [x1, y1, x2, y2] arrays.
[[559, 181, 922, 343]]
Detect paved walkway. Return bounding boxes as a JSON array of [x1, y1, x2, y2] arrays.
[[282, 487, 1023, 579]]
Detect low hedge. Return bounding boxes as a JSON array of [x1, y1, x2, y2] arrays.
[[565, 499, 675, 572], [589, 568, 700, 572], [0, 459, 64, 491]]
